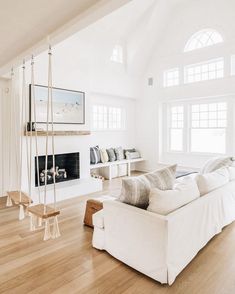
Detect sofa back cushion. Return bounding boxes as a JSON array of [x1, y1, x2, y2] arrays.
[[196, 167, 229, 196], [200, 156, 232, 174], [119, 165, 177, 208], [147, 178, 200, 215]]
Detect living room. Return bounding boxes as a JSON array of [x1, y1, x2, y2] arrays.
[[1, 0, 235, 293]]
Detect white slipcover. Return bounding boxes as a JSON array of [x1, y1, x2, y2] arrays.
[[92, 180, 235, 285]]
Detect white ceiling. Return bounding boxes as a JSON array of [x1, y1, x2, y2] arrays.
[[0, 0, 131, 72]]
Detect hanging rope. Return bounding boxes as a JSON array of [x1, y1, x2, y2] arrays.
[[31, 56, 41, 203], [44, 46, 57, 213]]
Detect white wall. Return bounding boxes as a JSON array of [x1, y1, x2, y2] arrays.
[[136, 0, 235, 171]]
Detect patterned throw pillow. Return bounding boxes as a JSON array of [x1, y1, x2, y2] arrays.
[[145, 164, 177, 190], [201, 157, 232, 174], [106, 148, 116, 162], [114, 147, 124, 161], [119, 175, 151, 208], [119, 164, 177, 208], [90, 146, 101, 164], [100, 148, 109, 163]]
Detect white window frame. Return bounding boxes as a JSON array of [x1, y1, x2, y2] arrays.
[[184, 29, 223, 52], [163, 68, 179, 87], [165, 98, 229, 156], [168, 105, 184, 152], [92, 104, 126, 131], [184, 58, 224, 84]]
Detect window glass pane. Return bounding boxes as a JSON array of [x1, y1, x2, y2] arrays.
[[184, 58, 224, 84], [184, 29, 223, 52], [164, 68, 179, 87], [170, 129, 183, 151], [191, 129, 226, 153]]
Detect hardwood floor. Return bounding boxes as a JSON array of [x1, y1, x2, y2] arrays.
[[1, 175, 235, 294]]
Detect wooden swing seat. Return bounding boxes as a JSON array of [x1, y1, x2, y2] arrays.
[[7, 191, 32, 205], [28, 204, 60, 219]]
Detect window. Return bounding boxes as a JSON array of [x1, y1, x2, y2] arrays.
[[190, 102, 227, 153], [169, 106, 184, 151], [184, 58, 224, 84], [110, 45, 123, 63], [92, 105, 125, 130], [164, 68, 179, 87], [231, 55, 235, 76], [184, 29, 223, 52]]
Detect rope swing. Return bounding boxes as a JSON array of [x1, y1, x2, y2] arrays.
[[6, 63, 32, 220], [28, 46, 60, 241]]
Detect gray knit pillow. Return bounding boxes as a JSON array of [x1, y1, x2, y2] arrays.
[[106, 148, 116, 162], [119, 164, 177, 208], [201, 157, 232, 174], [114, 147, 124, 161]]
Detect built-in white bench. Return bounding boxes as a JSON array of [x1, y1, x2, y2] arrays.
[[90, 158, 144, 180]]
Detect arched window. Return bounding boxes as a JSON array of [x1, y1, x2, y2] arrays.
[[184, 29, 223, 52]]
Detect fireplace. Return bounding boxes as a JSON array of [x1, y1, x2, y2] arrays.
[[35, 152, 80, 187]]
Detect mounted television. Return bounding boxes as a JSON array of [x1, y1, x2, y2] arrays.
[[29, 84, 85, 124]]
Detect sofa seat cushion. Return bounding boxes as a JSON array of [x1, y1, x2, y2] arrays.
[[147, 178, 200, 215], [196, 167, 229, 196]]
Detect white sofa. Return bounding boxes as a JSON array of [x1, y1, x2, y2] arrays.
[[92, 179, 235, 285]]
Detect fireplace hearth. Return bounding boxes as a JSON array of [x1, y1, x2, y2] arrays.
[[35, 152, 80, 187]]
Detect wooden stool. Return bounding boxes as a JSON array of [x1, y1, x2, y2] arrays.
[[28, 204, 60, 241], [84, 196, 115, 227], [6, 191, 33, 220]]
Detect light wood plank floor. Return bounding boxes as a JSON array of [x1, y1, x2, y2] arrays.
[[1, 175, 235, 294]]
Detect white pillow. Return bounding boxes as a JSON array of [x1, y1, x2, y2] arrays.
[[147, 178, 200, 215], [196, 167, 229, 196], [228, 167, 235, 181], [200, 156, 232, 174]]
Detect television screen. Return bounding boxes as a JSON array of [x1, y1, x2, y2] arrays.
[[29, 84, 85, 124]]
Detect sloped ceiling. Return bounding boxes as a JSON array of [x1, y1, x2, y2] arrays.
[[0, 0, 131, 73]]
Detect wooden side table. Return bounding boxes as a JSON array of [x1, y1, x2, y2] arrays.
[[83, 196, 115, 227]]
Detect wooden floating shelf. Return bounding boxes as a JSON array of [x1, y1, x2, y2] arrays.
[[24, 130, 91, 136]]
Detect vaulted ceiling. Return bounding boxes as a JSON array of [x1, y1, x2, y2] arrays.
[[0, 0, 131, 74]]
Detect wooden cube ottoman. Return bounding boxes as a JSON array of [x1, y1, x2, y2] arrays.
[[83, 195, 115, 227]]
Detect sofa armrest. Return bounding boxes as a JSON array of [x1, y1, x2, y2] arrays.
[[103, 200, 169, 284]]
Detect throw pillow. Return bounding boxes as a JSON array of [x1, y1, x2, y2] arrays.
[[90, 146, 101, 164], [200, 156, 232, 174], [119, 175, 151, 208], [106, 148, 116, 162], [145, 164, 177, 190], [100, 148, 109, 163], [196, 167, 229, 196], [147, 178, 200, 215], [228, 167, 235, 181], [119, 164, 177, 208], [114, 146, 124, 161]]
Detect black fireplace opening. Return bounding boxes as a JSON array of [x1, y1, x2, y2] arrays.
[[35, 152, 80, 187]]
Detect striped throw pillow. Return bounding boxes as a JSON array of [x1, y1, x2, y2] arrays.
[[119, 164, 177, 208], [201, 157, 232, 174], [90, 146, 101, 164]]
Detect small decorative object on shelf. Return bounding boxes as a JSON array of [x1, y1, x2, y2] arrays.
[[26, 122, 36, 131]]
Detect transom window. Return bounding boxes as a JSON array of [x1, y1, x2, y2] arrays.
[[169, 106, 184, 151], [184, 29, 223, 52], [163, 68, 179, 87], [92, 105, 125, 130], [110, 45, 123, 63], [184, 58, 224, 84]]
